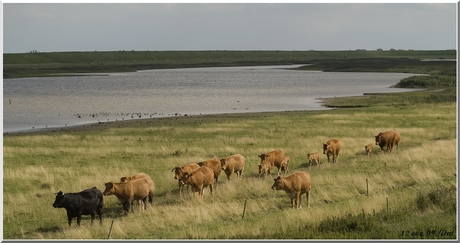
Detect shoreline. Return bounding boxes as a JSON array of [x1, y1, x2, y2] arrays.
[[3, 107, 329, 135]]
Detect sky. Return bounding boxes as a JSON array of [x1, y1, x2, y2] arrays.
[[2, 1, 458, 53]]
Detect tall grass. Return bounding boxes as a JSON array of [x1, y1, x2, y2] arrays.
[[3, 101, 456, 239]]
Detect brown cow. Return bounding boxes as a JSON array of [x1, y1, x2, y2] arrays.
[[220, 154, 245, 181], [365, 144, 374, 157], [171, 163, 200, 197], [120, 172, 150, 182], [323, 139, 342, 163], [103, 177, 154, 214], [375, 130, 400, 153], [120, 172, 152, 208], [197, 157, 222, 188], [181, 166, 214, 198], [258, 150, 290, 176], [271, 171, 312, 209], [307, 152, 320, 167]]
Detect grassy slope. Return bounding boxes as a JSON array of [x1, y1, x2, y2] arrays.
[[3, 103, 456, 240]]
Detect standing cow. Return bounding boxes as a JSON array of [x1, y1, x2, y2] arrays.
[[307, 152, 320, 167], [258, 150, 290, 176], [103, 177, 154, 214], [323, 139, 342, 163], [197, 157, 222, 188], [375, 130, 400, 153], [258, 160, 272, 178], [120, 172, 154, 208], [271, 171, 312, 209], [172, 163, 200, 196], [220, 154, 245, 181], [181, 166, 215, 198], [52, 187, 103, 226]]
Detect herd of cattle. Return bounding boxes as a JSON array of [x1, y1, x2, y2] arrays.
[[52, 130, 401, 226]]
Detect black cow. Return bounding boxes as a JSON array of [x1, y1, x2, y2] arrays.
[[52, 187, 103, 226]]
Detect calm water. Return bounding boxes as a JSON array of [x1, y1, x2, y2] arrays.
[[3, 65, 417, 133]]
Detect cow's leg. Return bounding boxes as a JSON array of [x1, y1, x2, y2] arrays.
[[142, 197, 148, 210], [290, 197, 295, 209], [122, 201, 130, 214], [296, 192, 302, 209], [67, 214, 73, 226], [97, 207, 103, 225], [90, 213, 95, 226], [306, 191, 310, 208], [76, 215, 82, 226]]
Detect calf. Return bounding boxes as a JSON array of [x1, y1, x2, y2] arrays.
[[172, 163, 200, 196], [220, 154, 245, 181], [258, 150, 290, 176], [52, 187, 103, 226], [323, 139, 342, 163], [365, 144, 374, 157], [280, 156, 290, 174], [271, 171, 312, 209], [197, 157, 222, 188], [258, 160, 272, 178], [103, 177, 154, 214], [181, 166, 214, 198], [307, 152, 320, 167]]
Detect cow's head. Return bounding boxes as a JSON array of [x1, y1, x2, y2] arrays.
[[322, 143, 329, 154], [375, 134, 381, 145], [220, 158, 228, 170], [103, 182, 114, 196], [120, 176, 131, 182], [172, 167, 183, 180], [52, 191, 66, 208], [258, 153, 270, 164], [271, 176, 284, 190], [181, 172, 192, 184]]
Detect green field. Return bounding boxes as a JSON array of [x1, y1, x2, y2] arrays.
[[2, 50, 457, 239]]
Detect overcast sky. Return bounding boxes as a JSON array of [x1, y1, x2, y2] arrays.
[[2, 2, 457, 53]]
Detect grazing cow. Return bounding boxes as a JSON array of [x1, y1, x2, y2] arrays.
[[258, 160, 272, 178], [181, 166, 214, 198], [120, 172, 150, 182], [365, 144, 374, 157], [220, 154, 245, 181], [323, 139, 342, 163], [307, 152, 320, 167], [375, 130, 400, 153], [258, 150, 290, 176], [197, 157, 222, 188], [271, 171, 312, 209], [52, 187, 103, 226], [171, 163, 200, 196], [103, 177, 154, 214]]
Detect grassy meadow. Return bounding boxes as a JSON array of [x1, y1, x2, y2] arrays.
[[3, 99, 456, 239]]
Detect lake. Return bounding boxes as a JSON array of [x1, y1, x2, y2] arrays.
[[3, 65, 418, 133]]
